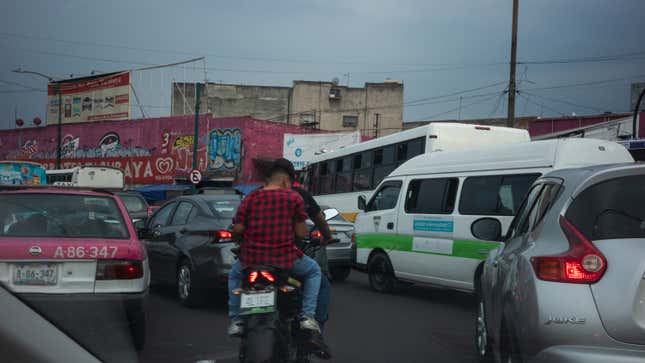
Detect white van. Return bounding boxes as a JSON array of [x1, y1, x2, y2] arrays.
[[46, 166, 124, 189], [354, 138, 634, 293]]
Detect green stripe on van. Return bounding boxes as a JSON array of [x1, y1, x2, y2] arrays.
[[356, 234, 501, 260]]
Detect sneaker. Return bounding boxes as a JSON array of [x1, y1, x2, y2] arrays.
[[227, 319, 244, 337], [299, 316, 321, 333]]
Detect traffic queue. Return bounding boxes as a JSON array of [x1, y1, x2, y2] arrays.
[[1, 124, 645, 362]]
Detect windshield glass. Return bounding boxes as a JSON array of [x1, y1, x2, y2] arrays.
[[208, 199, 241, 218], [0, 194, 129, 239], [119, 194, 147, 213]]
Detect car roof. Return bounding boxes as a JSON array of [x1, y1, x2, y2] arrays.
[[0, 187, 115, 197], [541, 162, 638, 183]]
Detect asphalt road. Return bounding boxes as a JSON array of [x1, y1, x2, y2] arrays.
[[139, 271, 479, 363]]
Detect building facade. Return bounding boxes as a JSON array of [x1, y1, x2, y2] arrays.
[[0, 114, 325, 186], [171, 80, 404, 137]]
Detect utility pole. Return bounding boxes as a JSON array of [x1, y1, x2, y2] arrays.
[[191, 83, 201, 193], [374, 113, 380, 139], [507, 0, 519, 128]]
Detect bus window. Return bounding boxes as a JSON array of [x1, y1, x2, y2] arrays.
[[336, 157, 352, 193], [353, 151, 374, 191], [408, 137, 425, 158], [320, 160, 336, 194], [397, 143, 408, 162]]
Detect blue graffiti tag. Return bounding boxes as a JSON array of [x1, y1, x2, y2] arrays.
[[208, 128, 241, 170]]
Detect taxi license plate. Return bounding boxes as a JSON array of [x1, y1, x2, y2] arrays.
[[240, 290, 275, 315], [13, 263, 58, 286]]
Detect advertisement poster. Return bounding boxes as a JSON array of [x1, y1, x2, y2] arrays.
[[0, 161, 46, 185], [283, 132, 360, 170], [47, 72, 130, 124]]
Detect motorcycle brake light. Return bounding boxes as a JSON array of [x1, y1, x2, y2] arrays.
[[261, 270, 275, 282], [248, 271, 258, 283]]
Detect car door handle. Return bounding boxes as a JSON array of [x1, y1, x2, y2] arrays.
[[387, 222, 394, 230]]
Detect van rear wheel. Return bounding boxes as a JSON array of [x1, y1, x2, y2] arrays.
[[368, 252, 396, 293]]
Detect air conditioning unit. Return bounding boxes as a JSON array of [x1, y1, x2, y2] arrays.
[[329, 88, 341, 100]]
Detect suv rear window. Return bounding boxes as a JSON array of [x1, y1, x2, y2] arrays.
[[0, 194, 129, 239], [566, 175, 645, 240], [118, 194, 147, 213]]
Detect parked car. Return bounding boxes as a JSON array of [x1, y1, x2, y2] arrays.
[[115, 191, 150, 224], [476, 163, 645, 363], [0, 187, 150, 350], [314, 205, 355, 282], [138, 193, 241, 306]]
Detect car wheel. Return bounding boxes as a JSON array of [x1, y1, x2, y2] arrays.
[[475, 291, 493, 362], [367, 252, 396, 293], [177, 259, 203, 307], [330, 266, 351, 282]]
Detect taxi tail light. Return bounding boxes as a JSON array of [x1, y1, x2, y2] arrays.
[[96, 260, 143, 280], [530, 216, 606, 284], [212, 230, 233, 243]]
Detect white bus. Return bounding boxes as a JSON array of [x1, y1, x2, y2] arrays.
[[301, 123, 530, 221], [46, 166, 124, 189]]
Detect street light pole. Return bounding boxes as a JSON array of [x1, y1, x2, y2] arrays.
[[12, 69, 62, 168]]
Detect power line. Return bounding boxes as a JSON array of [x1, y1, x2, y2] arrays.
[[517, 92, 567, 116], [417, 94, 501, 121], [522, 74, 645, 91], [405, 81, 507, 106], [520, 91, 607, 113], [0, 79, 42, 91]]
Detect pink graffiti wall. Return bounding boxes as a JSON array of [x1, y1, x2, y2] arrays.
[[0, 115, 323, 185]]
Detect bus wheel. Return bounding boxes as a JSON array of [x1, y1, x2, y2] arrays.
[[368, 252, 396, 293]]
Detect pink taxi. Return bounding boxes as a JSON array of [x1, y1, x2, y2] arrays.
[[0, 187, 150, 350]]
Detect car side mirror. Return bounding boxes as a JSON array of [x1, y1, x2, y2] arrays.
[[323, 208, 340, 221], [471, 218, 502, 241], [358, 195, 366, 211]]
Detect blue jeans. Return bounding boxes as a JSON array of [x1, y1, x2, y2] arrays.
[[228, 256, 321, 320], [316, 275, 331, 331]]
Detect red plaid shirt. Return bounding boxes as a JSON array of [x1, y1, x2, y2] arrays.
[[234, 188, 306, 268]]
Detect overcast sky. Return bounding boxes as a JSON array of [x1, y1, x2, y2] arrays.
[[1, 0, 644, 130]]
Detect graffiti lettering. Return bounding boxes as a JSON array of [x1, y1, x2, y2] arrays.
[[208, 128, 241, 171]]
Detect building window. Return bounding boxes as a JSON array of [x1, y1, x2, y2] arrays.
[[300, 113, 315, 125], [343, 115, 358, 128]]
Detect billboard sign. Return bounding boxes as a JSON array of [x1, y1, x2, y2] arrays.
[[283, 132, 360, 170], [47, 72, 130, 124]]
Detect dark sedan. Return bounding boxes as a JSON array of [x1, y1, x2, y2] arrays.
[[115, 191, 150, 224], [137, 194, 240, 306]]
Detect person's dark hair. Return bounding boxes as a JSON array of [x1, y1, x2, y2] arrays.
[[269, 158, 296, 181]]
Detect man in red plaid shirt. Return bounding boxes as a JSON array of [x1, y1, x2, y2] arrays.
[[227, 161, 324, 340]]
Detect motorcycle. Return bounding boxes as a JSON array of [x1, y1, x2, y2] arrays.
[[234, 209, 341, 363]]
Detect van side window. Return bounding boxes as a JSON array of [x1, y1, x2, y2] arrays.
[[459, 173, 540, 216], [405, 178, 459, 214], [366, 181, 402, 212]]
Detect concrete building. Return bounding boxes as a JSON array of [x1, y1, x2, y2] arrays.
[[171, 80, 404, 137]]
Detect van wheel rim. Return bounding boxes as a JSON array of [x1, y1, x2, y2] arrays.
[[372, 259, 388, 284], [476, 300, 488, 356], [178, 266, 191, 300]]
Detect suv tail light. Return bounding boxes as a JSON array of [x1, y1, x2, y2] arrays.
[[531, 216, 607, 283], [212, 230, 233, 243], [96, 260, 143, 280]]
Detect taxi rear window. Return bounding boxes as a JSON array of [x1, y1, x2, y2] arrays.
[[0, 194, 129, 239]]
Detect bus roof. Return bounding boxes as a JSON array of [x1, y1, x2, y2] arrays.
[[388, 138, 634, 177], [45, 165, 123, 174], [308, 123, 529, 164]]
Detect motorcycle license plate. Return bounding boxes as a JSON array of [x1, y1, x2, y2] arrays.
[[240, 290, 276, 315]]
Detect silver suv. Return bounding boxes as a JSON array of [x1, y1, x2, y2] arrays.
[[475, 163, 645, 363]]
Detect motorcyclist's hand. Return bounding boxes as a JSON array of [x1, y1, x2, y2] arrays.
[[320, 236, 333, 246]]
